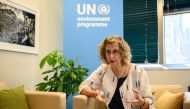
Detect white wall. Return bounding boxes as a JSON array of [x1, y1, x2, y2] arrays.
[[0, 0, 63, 90], [147, 69, 190, 91]]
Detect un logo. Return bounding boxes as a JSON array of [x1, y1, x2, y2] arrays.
[[98, 4, 110, 15]]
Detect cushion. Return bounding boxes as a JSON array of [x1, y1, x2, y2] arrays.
[[0, 85, 29, 109], [151, 85, 183, 100], [156, 91, 184, 109]]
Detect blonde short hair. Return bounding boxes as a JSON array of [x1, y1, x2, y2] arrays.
[[98, 35, 132, 65]]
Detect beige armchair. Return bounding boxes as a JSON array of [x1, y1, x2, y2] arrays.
[[0, 82, 66, 109], [73, 85, 190, 109], [25, 91, 66, 109]]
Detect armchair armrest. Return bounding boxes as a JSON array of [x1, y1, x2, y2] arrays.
[[0, 82, 6, 90], [73, 95, 106, 109], [25, 91, 66, 109], [183, 92, 190, 109]]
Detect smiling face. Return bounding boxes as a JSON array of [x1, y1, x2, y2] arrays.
[[105, 43, 122, 66]]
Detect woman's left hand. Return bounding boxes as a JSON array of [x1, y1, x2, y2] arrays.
[[125, 88, 145, 106]]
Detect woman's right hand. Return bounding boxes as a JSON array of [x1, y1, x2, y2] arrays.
[[81, 87, 107, 103]]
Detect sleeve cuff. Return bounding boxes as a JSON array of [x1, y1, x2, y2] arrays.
[[145, 98, 156, 109]]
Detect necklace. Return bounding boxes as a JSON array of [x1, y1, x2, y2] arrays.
[[117, 65, 126, 79]]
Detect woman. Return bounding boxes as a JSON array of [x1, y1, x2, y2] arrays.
[[79, 35, 155, 109]]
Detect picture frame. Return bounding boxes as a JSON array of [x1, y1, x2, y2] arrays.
[[0, 0, 39, 54]]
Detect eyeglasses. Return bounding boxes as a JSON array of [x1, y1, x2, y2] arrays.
[[105, 49, 120, 56]]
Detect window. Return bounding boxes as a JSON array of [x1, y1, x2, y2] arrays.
[[123, 0, 190, 66], [123, 0, 158, 63], [164, 12, 190, 64], [163, 0, 190, 64]]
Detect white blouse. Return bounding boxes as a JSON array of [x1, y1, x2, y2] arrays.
[[79, 64, 156, 109]]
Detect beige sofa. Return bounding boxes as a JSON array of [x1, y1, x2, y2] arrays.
[[0, 82, 66, 109], [73, 85, 190, 109]]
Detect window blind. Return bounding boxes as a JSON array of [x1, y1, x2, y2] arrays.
[[123, 0, 158, 63], [164, 0, 190, 13]]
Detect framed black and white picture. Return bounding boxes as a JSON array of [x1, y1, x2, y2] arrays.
[[0, 0, 39, 54]]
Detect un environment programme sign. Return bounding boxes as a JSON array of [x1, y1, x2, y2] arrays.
[[77, 4, 111, 28]]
